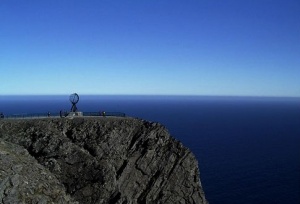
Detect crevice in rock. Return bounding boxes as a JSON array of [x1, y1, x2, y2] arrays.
[[137, 170, 161, 203], [108, 192, 121, 204], [154, 191, 165, 203], [27, 133, 45, 159], [166, 152, 190, 181], [116, 160, 128, 179], [128, 131, 142, 150], [65, 129, 75, 142], [83, 143, 97, 157]]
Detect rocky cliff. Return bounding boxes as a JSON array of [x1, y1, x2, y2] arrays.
[[0, 117, 207, 204]]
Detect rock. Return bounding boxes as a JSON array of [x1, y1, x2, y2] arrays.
[[0, 117, 207, 204], [0, 139, 74, 203]]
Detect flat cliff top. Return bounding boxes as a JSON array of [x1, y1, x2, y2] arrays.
[[0, 117, 207, 204]]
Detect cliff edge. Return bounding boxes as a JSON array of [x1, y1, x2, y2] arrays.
[[0, 117, 207, 204]]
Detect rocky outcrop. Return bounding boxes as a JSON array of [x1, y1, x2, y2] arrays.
[[0, 117, 207, 204], [0, 140, 74, 203]]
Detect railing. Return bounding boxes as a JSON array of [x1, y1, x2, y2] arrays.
[[2, 112, 60, 119], [83, 112, 126, 117], [0, 111, 126, 119]]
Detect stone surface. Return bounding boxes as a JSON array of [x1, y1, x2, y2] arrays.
[[0, 117, 207, 204], [0, 139, 74, 203]]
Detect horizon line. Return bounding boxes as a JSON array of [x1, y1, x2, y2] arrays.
[[0, 94, 300, 99]]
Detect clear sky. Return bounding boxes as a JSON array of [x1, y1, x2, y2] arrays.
[[1, 0, 299, 96]]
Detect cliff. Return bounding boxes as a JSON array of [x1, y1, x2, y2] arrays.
[[0, 117, 207, 204]]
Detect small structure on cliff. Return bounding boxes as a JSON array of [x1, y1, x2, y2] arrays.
[[68, 93, 83, 117]]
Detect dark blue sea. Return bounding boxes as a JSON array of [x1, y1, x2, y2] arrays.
[[1, 95, 300, 204]]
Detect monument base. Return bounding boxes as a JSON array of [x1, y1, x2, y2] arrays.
[[67, 112, 83, 117]]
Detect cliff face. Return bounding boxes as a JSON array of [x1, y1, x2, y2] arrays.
[[0, 140, 73, 203], [0, 117, 207, 204]]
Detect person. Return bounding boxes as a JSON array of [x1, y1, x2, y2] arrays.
[[60, 110, 63, 118], [47, 112, 50, 117], [0, 112, 4, 119]]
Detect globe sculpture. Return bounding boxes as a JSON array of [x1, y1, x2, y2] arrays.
[[69, 93, 79, 112]]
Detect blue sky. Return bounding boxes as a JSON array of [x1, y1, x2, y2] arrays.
[[1, 0, 299, 96]]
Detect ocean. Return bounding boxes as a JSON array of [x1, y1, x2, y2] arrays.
[[0, 95, 299, 204]]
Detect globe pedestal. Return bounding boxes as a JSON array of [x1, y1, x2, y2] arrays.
[[67, 112, 83, 117]]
